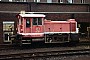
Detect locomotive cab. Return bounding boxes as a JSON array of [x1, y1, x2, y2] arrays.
[[16, 14, 45, 44]]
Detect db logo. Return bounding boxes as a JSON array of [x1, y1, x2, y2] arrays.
[[36, 27, 40, 32]]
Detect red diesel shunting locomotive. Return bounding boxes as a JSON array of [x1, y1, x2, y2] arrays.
[[12, 13, 79, 45]]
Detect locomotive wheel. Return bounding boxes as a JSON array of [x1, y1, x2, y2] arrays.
[[69, 33, 79, 46], [13, 34, 22, 46]]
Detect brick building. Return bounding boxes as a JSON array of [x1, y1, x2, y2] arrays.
[[0, 0, 90, 44], [0, 0, 90, 4]]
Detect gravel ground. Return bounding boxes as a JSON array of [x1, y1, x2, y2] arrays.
[[0, 45, 90, 60], [25, 55, 90, 60], [23, 55, 90, 60], [0, 45, 90, 55]]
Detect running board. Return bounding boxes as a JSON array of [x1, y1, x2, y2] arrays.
[[22, 40, 31, 44], [22, 43, 31, 44], [45, 41, 69, 43]]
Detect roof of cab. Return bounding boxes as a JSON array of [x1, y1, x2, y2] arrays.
[[19, 14, 45, 17]]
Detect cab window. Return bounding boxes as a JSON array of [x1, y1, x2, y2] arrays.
[[26, 18, 30, 27], [33, 18, 42, 25]]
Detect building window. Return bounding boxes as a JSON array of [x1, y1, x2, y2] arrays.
[[3, 21, 14, 32], [34, 0, 40, 2], [81, 0, 85, 3], [3, 21, 14, 42], [0, 0, 11, 1], [12, 0, 27, 2], [0, 0, 26, 2], [9, 0, 12, 2], [67, 0, 73, 3], [47, 0, 52, 3], [58, 0, 63, 3]]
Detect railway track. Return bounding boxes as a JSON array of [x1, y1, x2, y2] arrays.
[[0, 41, 90, 60], [0, 49, 90, 60], [0, 41, 90, 50]]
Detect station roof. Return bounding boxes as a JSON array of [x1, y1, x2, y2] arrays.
[[19, 14, 45, 17]]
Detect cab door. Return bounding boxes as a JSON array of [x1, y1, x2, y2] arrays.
[[32, 17, 44, 33], [25, 18, 31, 33]]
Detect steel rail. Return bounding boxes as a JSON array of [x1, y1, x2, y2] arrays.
[[0, 49, 90, 60]]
